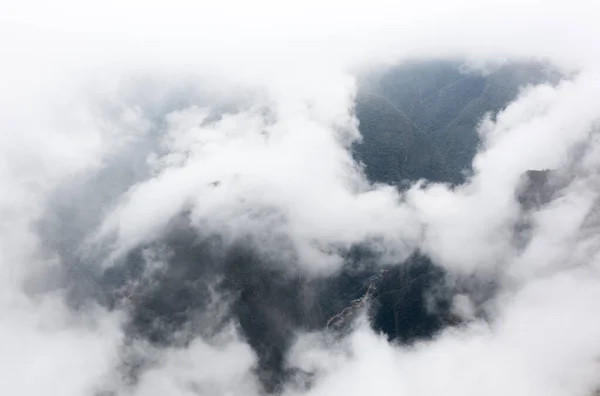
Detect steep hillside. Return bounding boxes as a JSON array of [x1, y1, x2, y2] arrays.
[[356, 61, 561, 183], [353, 92, 450, 185]]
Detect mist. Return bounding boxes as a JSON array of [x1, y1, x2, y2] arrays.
[[2, 0, 600, 395]]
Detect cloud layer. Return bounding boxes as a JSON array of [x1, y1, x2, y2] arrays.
[[2, 0, 600, 395]]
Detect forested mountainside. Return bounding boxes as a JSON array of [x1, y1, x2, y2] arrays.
[[354, 61, 561, 184], [101, 221, 462, 392]]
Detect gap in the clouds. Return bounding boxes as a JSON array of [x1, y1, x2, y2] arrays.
[[354, 59, 563, 186], [88, 203, 511, 393], [101, 217, 471, 393]]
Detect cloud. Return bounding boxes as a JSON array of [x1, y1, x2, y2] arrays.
[[128, 329, 260, 396], [292, 269, 600, 396], [2, 0, 600, 395]]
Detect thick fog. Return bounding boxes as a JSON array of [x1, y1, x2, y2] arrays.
[[1, 0, 600, 395]]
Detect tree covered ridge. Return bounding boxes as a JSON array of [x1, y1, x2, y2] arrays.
[[355, 60, 561, 184]]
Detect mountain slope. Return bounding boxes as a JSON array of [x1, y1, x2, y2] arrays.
[[353, 92, 450, 185], [356, 61, 561, 183]]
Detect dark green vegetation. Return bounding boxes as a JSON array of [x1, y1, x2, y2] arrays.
[[103, 222, 457, 393], [354, 61, 560, 184]]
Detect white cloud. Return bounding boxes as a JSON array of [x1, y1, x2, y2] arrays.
[[292, 269, 600, 396], [2, 0, 600, 395]]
